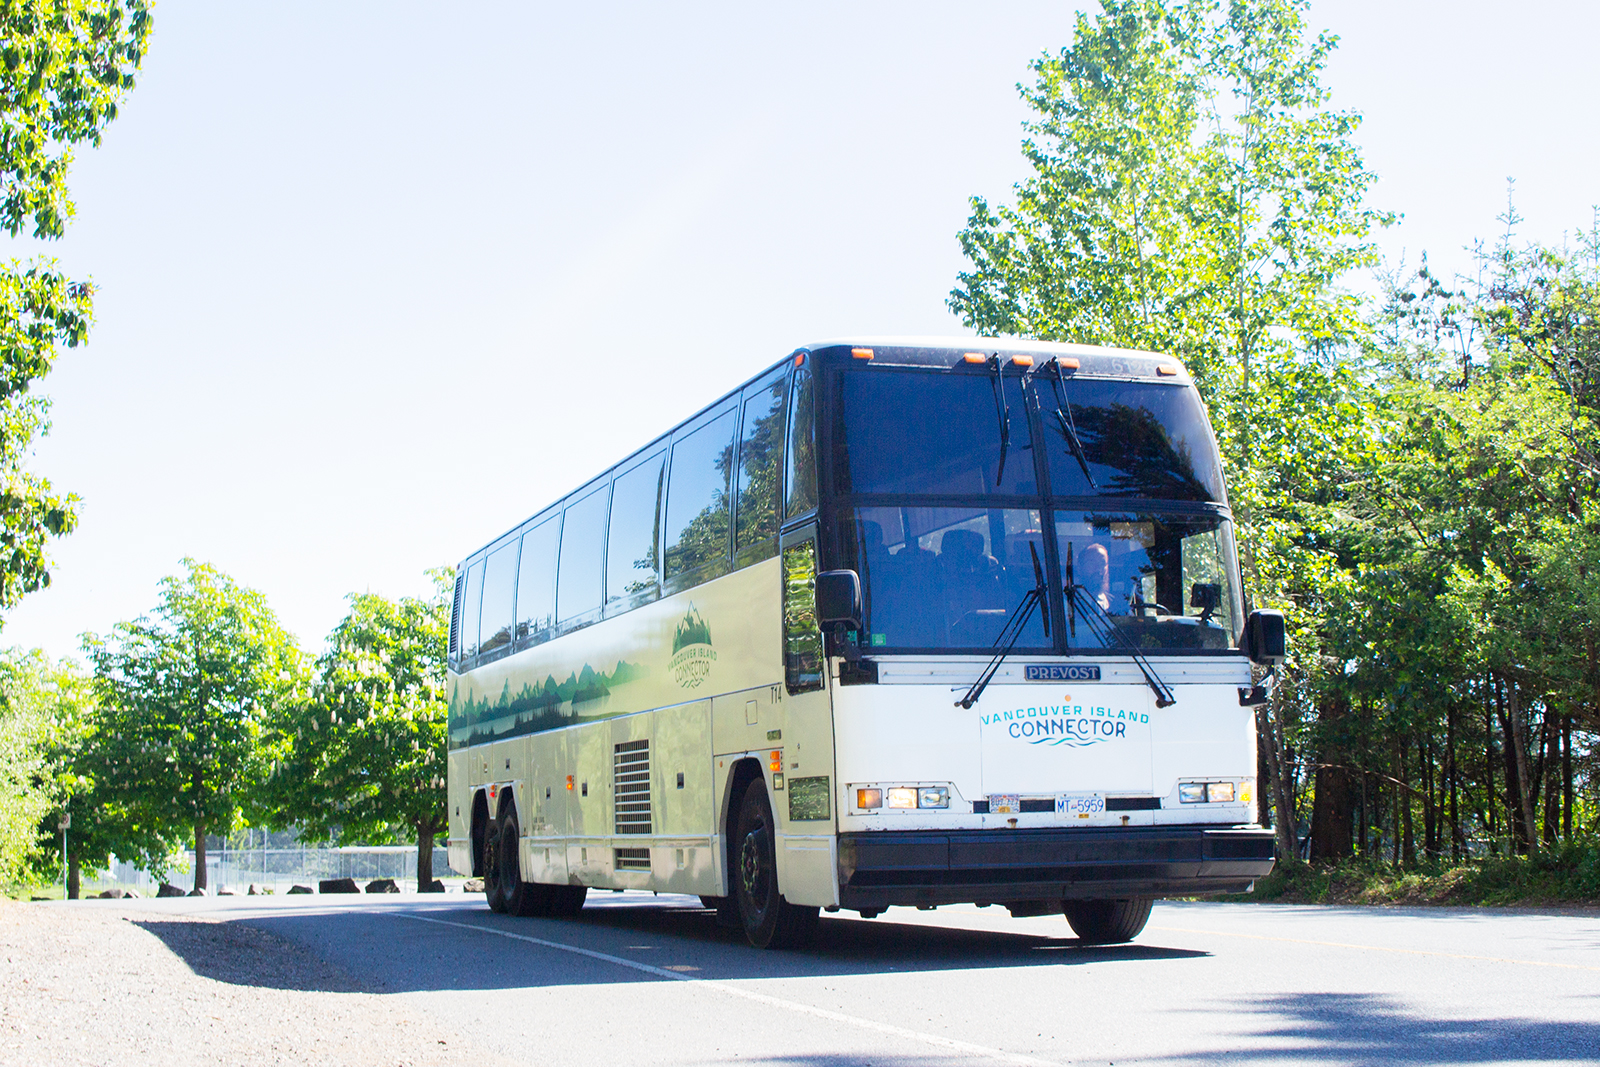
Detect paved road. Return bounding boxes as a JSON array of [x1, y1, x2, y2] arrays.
[[128, 892, 1599, 1066]]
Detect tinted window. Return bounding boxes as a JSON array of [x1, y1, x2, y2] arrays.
[[735, 369, 787, 562], [1056, 510, 1240, 649], [838, 506, 1048, 651], [664, 407, 737, 582], [516, 516, 560, 642], [480, 542, 518, 655], [782, 539, 823, 693], [557, 486, 608, 623], [607, 452, 664, 609], [458, 558, 484, 659], [1038, 378, 1223, 501], [833, 368, 1035, 496], [786, 364, 817, 517]]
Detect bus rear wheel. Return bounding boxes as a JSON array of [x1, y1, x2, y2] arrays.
[[1062, 898, 1153, 944], [733, 780, 818, 949], [481, 816, 507, 914], [497, 813, 552, 917]]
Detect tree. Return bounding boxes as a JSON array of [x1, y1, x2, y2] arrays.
[[0, 2, 153, 618], [259, 571, 451, 889], [84, 560, 304, 892], [0, 648, 59, 888], [950, 0, 1393, 856]]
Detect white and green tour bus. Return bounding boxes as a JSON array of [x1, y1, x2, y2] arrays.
[[446, 337, 1283, 948]]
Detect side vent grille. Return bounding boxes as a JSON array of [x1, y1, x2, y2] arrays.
[[614, 847, 651, 871], [448, 574, 464, 657], [613, 739, 651, 835]]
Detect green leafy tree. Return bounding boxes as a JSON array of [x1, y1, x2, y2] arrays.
[[0, 2, 152, 617], [259, 572, 451, 889], [84, 561, 305, 892], [0, 648, 59, 888]]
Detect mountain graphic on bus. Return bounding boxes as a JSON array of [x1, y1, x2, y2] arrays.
[[448, 658, 647, 745], [670, 605, 717, 688], [672, 605, 713, 654]]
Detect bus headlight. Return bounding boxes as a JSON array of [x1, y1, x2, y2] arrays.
[[918, 787, 950, 809], [1179, 782, 1206, 803], [1207, 782, 1235, 803], [887, 787, 918, 809]]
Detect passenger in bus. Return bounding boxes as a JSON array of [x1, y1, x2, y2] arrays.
[[857, 520, 938, 647], [1077, 542, 1114, 611]]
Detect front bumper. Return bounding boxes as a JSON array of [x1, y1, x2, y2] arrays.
[[837, 826, 1275, 908]]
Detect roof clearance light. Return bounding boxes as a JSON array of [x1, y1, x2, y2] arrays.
[[1156, 363, 1180, 376], [1011, 354, 1034, 367], [963, 353, 987, 364], [793, 353, 806, 367], [856, 788, 883, 810], [887, 787, 918, 809], [1206, 782, 1235, 803], [1178, 782, 1205, 804], [851, 347, 874, 360], [1060, 357, 1081, 370]]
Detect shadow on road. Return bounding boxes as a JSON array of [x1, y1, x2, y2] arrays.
[[1172, 991, 1600, 1064], [141, 895, 1208, 993]]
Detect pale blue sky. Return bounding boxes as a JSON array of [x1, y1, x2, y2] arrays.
[[6, 0, 1597, 658]]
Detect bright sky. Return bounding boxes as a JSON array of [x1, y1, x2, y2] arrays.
[[5, 0, 1597, 660]]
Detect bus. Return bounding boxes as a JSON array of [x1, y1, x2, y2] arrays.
[[445, 337, 1282, 949]]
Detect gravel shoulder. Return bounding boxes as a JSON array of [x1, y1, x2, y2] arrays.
[[0, 897, 518, 1067]]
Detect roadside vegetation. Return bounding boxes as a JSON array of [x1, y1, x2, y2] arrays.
[[1228, 846, 1600, 907]]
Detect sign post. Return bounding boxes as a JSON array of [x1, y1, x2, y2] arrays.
[[58, 813, 70, 900]]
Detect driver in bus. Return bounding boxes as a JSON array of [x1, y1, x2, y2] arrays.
[[1077, 542, 1114, 611]]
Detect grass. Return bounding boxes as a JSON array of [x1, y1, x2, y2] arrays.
[[1225, 842, 1600, 907]]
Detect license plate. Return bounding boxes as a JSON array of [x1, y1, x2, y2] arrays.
[[989, 794, 1020, 814], [1057, 793, 1105, 819]]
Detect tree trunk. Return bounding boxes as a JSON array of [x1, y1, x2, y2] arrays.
[[67, 852, 81, 900], [194, 822, 208, 893], [1563, 714, 1573, 840], [1270, 700, 1297, 860], [1542, 711, 1560, 847], [1506, 681, 1538, 856], [1484, 679, 1496, 841], [1255, 705, 1275, 829], [1448, 705, 1462, 861], [417, 824, 436, 891], [1308, 695, 1353, 860], [1399, 735, 1415, 867]]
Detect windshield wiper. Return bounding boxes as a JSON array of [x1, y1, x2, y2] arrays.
[[956, 542, 1049, 709], [1065, 580, 1177, 708], [987, 353, 1010, 487], [1040, 357, 1097, 491]]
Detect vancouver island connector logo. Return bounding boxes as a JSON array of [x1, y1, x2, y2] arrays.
[[669, 605, 717, 688], [979, 701, 1150, 748]]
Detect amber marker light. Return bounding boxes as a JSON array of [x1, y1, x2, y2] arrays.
[[769, 750, 782, 773], [565, 775, 575, 791], [793, 353, 805, 367], [1011, 354, 1034, 367], [851, 347, 874, 360], [856, 788, 883, 810], [1060, 357, 1081, 370], [1156, 363, 1180, 376], [963, 352, 987, 364]]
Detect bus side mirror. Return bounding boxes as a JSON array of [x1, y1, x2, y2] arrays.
[[1240, 609, 1287, 666], [816, 570, 862, 629]]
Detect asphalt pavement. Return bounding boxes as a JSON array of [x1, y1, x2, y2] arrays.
[[112, 891, 1600, 1066]]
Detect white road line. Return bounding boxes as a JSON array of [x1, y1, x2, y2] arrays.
[[393, 912, 1062, 1067]]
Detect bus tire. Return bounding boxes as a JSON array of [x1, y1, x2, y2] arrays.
[[549, 884, 587, 917], [1061, 898, 1153, 944], [497, 813, 549, 917], [733, 780, 818, 949], [482, 818, 508, 914]]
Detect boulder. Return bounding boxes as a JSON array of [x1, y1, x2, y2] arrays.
[[186, 887, 207, 897], [463, 878, 485, 893], [318, 877, 361, 894], [365, 879, 400, 894], [156, 883, 186, 898], [96, 889, 126, 899], [419, 879, 445, 893], [287, 884, 314, 895], [247, 884, 258, 896], [216, 888, 237, 896]]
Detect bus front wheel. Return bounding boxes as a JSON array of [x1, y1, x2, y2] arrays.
[[733, 780, 818, 949], [1061, 898, 1153, 944]]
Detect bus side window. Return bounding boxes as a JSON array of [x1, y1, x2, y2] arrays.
[[458, 558, 485, 663], [479, 541, 518, 657], [557, 485, 609, 627], [515, 515, 560, 646], [664, 405, 737, 590], [782, 539, 824, 693], [607, 451, 664, 612], [785, 363, 816, 520], [735, 368, 787, 566]]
